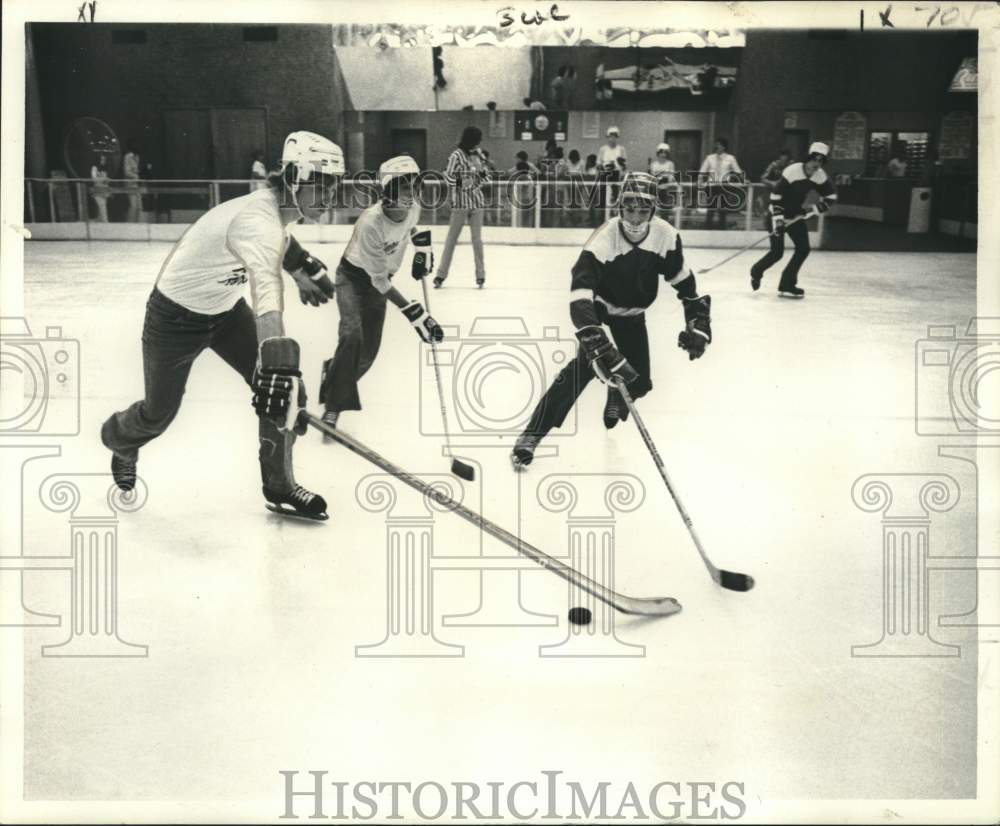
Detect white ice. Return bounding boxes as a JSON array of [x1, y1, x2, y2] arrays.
[[13, 240, 980, 811]]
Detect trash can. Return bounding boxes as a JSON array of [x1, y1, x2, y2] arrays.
[[907, 186, 932, 233]]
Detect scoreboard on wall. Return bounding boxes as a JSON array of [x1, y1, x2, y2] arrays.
[[514, 111, 567, 142]]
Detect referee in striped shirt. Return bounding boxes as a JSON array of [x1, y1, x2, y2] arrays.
[[433, 126, 487, 288]]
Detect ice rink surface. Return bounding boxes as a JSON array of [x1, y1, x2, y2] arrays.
[[17, 240, 979, 805]]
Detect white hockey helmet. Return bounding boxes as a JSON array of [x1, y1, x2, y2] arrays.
[[281, 131, 345, 183], [808, 141, 830, 160], [617, 171, 658, 232], [656, 142, 671, 154], [379, 155, 421, 204]]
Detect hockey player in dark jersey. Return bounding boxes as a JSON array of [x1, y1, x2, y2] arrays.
[[750, 141, 837, 298], [511, 172, 712, 468]]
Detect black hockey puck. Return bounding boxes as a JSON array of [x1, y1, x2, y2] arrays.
[[568, 606, 592, 625]]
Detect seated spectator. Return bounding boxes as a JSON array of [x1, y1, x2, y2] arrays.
[[508, 150, 540, 176], [566, 149, 585, 175], [584, 153, 598, 177]]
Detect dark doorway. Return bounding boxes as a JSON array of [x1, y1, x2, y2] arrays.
[[390, 129, 428, 170], [663, 130, 702, 177], [162, 109, 213, 179], [783, 129, 810, 163], [211, 108, 268, 179]]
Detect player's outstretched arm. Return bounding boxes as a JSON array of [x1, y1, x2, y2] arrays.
[[284, 234, 335, 307]]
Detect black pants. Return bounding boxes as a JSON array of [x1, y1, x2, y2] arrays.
[[320, 267, 387, 413], [523, 308, 652, 438], [751, 213, 810, 289], [101, 289, 295, 491]]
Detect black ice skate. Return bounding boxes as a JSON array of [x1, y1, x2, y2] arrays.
[[263, 485, 329, 521], [778, 285, 805, 299], [603, 389, 629, 429], [511, 431, 541, 471], [111, 454, 137, 492], [433, 274, 446, 288], [750, 268, 763, 291], [321, 410, 339, 443], [476, 276, 485, 289]]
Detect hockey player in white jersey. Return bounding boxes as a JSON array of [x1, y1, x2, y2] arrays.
[[101, 131, 341, 519], [318, 155, 442, 431]]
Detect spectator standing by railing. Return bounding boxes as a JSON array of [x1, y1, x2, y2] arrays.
[[759, 148, 791, 220], [123, 141, 142, 222], [250, 150, 268, 192], [90, 154, 110, 222], [594, 126, 627, 226], [434, 126, 487, 289], [699, 137, 742, 230]]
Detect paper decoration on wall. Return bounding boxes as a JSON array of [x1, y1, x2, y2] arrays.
[[833, 111, 867, 160], [581, 112, 601, 139], [488, 110, 508, 139], [938, 110, 974, 159]]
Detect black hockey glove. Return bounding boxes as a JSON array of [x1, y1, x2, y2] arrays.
[[402, 301, 444, 343], [285, 237, 335, 306], [576, 325, 639, 386], [677, 296, 712, 361], [252, 337, 307, 431], [411, 230, 434, 280]]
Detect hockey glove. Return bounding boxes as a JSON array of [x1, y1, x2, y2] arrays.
[[402, 301, 444, 343], [677, 295, 712, 361], [284, 237, 335, 306], [411, 230, 434, 280], [769, 211, 786, 235], [252, 337, 307, 432], [814, 198, 832, 214], [576, 326, 639, 386]]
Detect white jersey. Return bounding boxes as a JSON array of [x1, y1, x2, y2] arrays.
[[342, 202, 421, 294], [155, 188, 287, 317]]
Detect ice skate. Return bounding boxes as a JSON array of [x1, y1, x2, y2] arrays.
[[263, 484, 329, 521], [778, 284, 805, 299], [603, 389, 629, 429], [110, 453, 137, 493]]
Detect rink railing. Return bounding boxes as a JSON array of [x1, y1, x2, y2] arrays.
[[22, 176, 826, 248]]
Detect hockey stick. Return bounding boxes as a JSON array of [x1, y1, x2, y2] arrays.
[[696, 208, 817, 275], [420, 277, 476, 482], [613, 379, 755, 592], [300, 410, 681, 617]]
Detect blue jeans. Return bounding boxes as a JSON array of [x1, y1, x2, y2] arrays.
[[101, 289, 295, 491], [319, 267, 388, 413]]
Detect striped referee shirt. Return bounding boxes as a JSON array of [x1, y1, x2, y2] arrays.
[[444, 147, 486, 210]]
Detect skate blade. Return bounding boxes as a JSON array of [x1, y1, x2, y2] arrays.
[[510, 454, 532, 472], [265, 503, 330, 522]]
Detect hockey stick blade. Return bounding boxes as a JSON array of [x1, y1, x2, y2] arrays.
[[718, 569, 755, 592], [615, 380, 756, 593], [301, 411, 681, 617], [450, 458, 476, 482]]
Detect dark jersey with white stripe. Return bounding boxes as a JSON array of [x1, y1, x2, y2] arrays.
[[769, 162, 837, 218], [568, 216, 699, 329]]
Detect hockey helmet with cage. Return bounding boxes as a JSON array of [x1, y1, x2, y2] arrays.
[[379, 155, 421, 205], [618, 171, 659, 231], [281, 131, 345, 188]]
